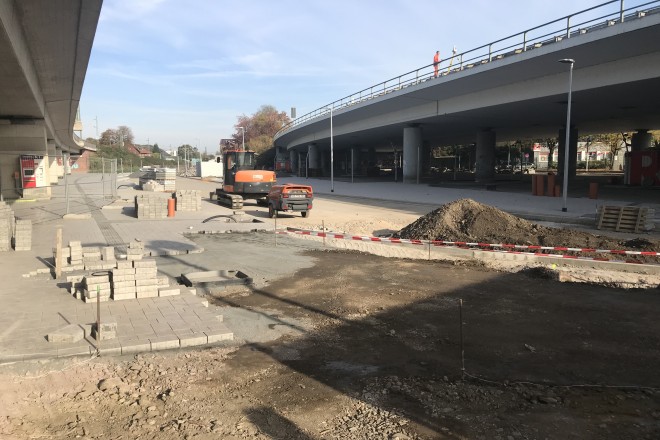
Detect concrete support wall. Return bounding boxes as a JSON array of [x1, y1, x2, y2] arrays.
[[631, 129, 653, 152], [403, 126, 422, 183], [0, 123, 49, 199], [558, 127, 578, 179], [290, 150, 297, 173], [475, 130, 496, 183], [307, 144, 319, 176]]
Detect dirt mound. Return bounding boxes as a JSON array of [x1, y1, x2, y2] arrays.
[[396, 198, 660, 256]]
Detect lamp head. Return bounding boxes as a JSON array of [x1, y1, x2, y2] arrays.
[[558, 58, 575, 64]]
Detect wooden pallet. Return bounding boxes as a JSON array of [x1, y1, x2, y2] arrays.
[[596, 206, 655, 233]]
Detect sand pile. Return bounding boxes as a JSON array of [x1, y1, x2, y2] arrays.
[[395, 199, 660, 256]]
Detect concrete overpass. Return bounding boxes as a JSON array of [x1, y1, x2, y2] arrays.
[[275, 0, 660, 183], [0, 0, 102, 198]]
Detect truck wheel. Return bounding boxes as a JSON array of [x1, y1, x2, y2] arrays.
[[268, 204, 274, 218], [301, 211, 309, 218]]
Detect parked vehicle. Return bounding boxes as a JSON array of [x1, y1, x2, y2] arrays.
[[267, 184, 313, 218]]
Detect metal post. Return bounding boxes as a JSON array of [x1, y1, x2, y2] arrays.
[[559, 59, 575, 213], [459, 299, 465, 379], [351, 148, 354, 184], [620, 0, 625, 23], [274, 210, 277, 247], [322, 220, 326, 246], [96, 285, 101, 352], [566, 15, 571, 38], [416, 145, 420, 185], [64, 157, 70, 214], [330, 106, 334, 193]]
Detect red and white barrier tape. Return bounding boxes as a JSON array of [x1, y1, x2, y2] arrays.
[[281, 228, 660, 263]]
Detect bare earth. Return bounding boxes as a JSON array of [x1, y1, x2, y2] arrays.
[[1, 196, 659, 440]]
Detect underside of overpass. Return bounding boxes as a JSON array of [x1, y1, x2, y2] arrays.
[[275, 6, 660, 185], [0, 0, 102, 199]]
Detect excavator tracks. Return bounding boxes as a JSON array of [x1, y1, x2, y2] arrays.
[[217, 192, 243, 210]]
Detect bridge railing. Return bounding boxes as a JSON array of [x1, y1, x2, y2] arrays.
[[276, 0, 660, 139]]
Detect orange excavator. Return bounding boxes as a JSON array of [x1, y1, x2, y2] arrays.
[[215, 150, 276, 209]]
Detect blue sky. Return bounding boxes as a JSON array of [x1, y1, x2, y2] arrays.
[[80, 0, 614, 153]]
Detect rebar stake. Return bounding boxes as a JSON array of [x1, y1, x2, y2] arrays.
[[459, 298, 465, 380]]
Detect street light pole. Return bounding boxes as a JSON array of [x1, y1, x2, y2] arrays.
[[330, 105, 334, 192], [559, 58, 575, 213], [238, 127, 245, 150]]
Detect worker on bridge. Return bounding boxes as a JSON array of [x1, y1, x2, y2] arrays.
[[433, 50, 440, 77]]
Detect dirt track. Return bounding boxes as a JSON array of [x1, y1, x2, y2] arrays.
[[1, 232, 660, 439], [1, 195, 659, 439]]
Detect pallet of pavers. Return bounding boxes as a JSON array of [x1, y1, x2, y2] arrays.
[[174, 190, 201, 211], [13, 219, 32, 251], [596, 206, 655, 233], [0, 202, 14, 252], [134, 194, 169, 219], [62, 240, 181, 301]]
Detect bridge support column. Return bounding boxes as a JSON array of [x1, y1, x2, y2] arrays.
[[631, 129, 653, 152], [307, 144, 319, 177], [403, 126, 422, 183], [0, 123, 49, 199], [289, 150, 297, 173], [475, 130, 496, 183], [558, 127, 578, 180]]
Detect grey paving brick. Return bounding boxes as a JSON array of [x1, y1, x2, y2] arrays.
[[149, 335, 180, 351], [177, 332, 207, 347]]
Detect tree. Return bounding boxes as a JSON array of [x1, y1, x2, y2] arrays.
[[177, 144, 198, 160], [233, 105, 291, 154], [544, 137, 558, 169], [99, 126, 135, 146]]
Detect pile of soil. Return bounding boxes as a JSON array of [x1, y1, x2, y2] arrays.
[[396, 198, 660, 256]]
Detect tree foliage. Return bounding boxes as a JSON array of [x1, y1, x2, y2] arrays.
[[232, 105, 290, 154], [99, 126, 135, 146], [177, 144, 198, 159]]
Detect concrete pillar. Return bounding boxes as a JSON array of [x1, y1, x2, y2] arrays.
[[403, 126, 422, 183], [320, 148, 327, 176], [308, 144, 319, 177], [475, 130, 496, 183], [351, 147, 359, 173], [558, 127, 578, 179], [289, 150, 297, 173], [298, 151, 304, 177], [631, 129, 653, 152]]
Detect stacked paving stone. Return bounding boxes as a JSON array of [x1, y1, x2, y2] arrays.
[[0, 202, 13, 251], [135, 259, 159, 298], [13, 219, 32, 251], [156, 168, 176, 191], [59, 239, 183, 302], [139, 167, 176, 191], [69, 241, 83, 266], [135, 194, 169, 219], [82, 273, 112, 303], [142, 180, 165, 192], [111, 260, 137, 301], [126, 240, 145, 260], [174, 190, 202, 211]]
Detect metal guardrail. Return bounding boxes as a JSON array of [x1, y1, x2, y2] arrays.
[[275, 0, 660, 139]]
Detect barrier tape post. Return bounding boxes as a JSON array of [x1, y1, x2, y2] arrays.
[[428, 234, 432, 260], [459, 299, 465, 380], [323, 220, 326, 247], [274, 210, 277, 247]]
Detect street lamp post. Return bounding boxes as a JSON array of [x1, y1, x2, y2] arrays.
[[330, 105, 334, 192], [559, 58, 575, 213], [238, 127, 245, 150]]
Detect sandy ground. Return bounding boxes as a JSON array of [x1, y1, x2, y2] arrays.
[[1, 185, 659, 439]]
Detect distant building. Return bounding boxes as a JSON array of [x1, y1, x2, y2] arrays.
[[126, 143, 152, 158]]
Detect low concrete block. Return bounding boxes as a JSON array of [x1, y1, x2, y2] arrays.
[[133, 259, 156, 268], [158, 287, 180, 297], [135, 278, 158, 287], [120, 339, 151, 354], [178, 332, 208, 347], [112, 292, 136, 301], [47, 324, 85, 343], [204, 325, 233, 343], [116, 260, 133, 269], [149, 336, 180, 351]]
